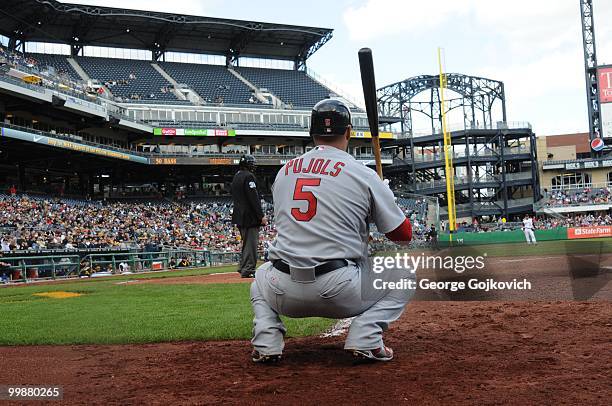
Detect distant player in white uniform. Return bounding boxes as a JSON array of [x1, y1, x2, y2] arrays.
[[523, 214, 537, 245], [250, 99, 413, 364]]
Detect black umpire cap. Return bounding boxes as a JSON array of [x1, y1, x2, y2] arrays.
[[239, 154, 256, 169], [310, 99, 352, 137]]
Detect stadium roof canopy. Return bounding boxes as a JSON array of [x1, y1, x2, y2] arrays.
[[0, 0, 333, 65]]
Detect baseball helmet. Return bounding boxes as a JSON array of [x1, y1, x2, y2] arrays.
[[239, 154, 256, 169], [310, 99, 352, 136]]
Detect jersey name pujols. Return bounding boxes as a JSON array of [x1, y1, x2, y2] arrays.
[[283, 157, 345, 177]]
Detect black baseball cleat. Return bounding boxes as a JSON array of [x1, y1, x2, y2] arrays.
[[351, 345, 394, 364], [240, 272, 255, 278], [251, 350, 282, 364]]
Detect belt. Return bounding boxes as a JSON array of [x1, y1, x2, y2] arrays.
[[272, 259, 348, 276]]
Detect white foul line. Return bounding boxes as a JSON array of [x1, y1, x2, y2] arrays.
[[495, 256, 566, 263]]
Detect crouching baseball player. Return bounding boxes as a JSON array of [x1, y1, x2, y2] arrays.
[[250, 99, 413, 364]]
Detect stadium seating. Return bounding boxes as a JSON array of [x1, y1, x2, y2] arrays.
[[160, 62, 254, 105], [0, 193, 271, 253], [236, 67, 333, 108], [540, 187, 611, 208], [397, 197, 429, 221], [0, 192, 100, 207], [30, 53, 81, 81], [0, 191, 434, 257], [3, 47, 357, 110], [76, 56, 178, 102]]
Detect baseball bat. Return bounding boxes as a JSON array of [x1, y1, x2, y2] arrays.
[[358, 47, 383, 180]]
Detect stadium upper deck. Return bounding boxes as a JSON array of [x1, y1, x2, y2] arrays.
[[0, 1, 332, 64], [0, 1, 373, 139], [0, 1, 356, 108], [0, 1, 399, 200]]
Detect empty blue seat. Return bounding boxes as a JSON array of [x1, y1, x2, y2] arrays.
[[160, 62, 254, 105], [76, 56, 178, 102], [30, 53, 81, 81], [236, 67, 333, 109]]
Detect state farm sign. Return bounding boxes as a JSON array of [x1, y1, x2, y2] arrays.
[[567, 225, 612, 239]]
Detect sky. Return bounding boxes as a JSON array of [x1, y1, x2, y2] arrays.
[[64, 0, 612, 136]]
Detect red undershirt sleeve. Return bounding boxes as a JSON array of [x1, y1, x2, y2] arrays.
[[385, 218, 412, 244]]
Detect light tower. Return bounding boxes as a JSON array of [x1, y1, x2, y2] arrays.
[[580, 0, 602, 154]]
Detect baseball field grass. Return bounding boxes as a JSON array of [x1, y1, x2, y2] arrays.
[[436, 237, 612, 257], [4, 239, 610, 346], [0, 266, 333, 346]]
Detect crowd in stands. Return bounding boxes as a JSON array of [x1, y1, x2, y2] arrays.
[[0, 46, 38, 70], [441, 212, 612, 234], [541, 187, 611, 207], [533, 213, 612, 229], [0, 194, 276, 254], [369, 197, 434, 250], [0, 192, 432, 254], [0, 46, 110, 102]]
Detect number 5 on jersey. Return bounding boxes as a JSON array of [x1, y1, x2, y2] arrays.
[[291, 178, 321, 221]]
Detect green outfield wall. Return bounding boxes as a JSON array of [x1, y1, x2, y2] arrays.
[[441, 227, 568, 245]]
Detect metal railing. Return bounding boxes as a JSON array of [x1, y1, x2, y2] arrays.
[[439, 197, 534, 215], [0, 72, 47, 95], [0, 254, 80, 282], [0, 68, 107, 110], [505, 172, 533, 181], [409, 121, 533, 138], [81, 250, 211, 273], [545, 183, 611, 192], [533, 200, 610, 211], [413, 176, 498, 191], [405, 146, 530, 163], [412, 171, 532, 191], [0, 249, 263, 284]]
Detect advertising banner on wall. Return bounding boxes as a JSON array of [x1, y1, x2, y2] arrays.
[[149, 156, 285, 166], [567, 225, 612, 239], [152, 128, 236, 137], [351, 130, 393, 139], [1, 127, 149, 163], [153, 128, 394, 139]]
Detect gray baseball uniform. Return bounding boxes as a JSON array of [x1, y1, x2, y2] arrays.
[[250, 145, 414, 355]]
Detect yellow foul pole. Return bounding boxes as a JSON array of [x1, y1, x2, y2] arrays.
[[438, 48, 456, 239]]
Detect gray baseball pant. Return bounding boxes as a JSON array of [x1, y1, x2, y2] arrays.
[[238, 226, 259, 275], [250, 261, 415, 355]]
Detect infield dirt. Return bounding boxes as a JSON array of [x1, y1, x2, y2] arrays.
[[1, 301, 610, 405]]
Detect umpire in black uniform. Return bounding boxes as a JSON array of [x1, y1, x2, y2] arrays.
[[231, 155, 267, 278]]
